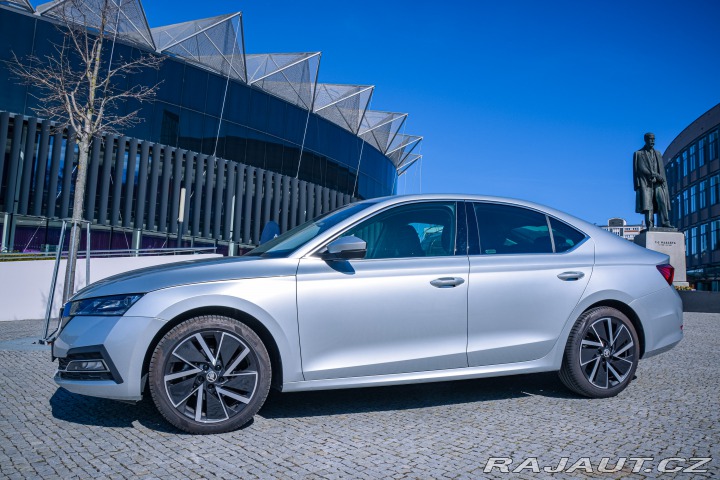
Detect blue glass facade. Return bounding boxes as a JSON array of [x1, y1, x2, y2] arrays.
[[0, 5, 419, 254], [0, 6, 396, 201], [664, 103, 720, 290]]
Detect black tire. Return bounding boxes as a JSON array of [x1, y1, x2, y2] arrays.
[[149, 315, 271, 434], [559, 306, 639, 398]]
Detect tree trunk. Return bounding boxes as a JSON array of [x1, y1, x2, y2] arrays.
[[62, 135, 90, 303]]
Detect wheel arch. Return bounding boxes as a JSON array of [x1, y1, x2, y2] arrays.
[[585, 300, 646, 358], [141, 306, 284, 393]]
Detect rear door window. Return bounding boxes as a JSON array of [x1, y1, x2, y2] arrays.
[[472, 203, 552, 255]]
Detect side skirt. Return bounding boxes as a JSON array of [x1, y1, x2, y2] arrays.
[[281, 356, 559, 393]]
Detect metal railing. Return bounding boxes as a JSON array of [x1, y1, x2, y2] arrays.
[[0, 246, 217, 261], [37, 220, 218, 344]]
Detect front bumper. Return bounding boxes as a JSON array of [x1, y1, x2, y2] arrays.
[[52, 315, 166, 401]]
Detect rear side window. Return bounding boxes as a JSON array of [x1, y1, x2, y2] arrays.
[[473, 203, 552, 255], [549, 217, 586, 252]]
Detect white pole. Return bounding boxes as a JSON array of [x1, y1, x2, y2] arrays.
[[178, 187, 186, 223], [177, 187, 186, 248], [228, 195, 235, 256]]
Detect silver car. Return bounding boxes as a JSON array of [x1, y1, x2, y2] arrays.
[[51, 195, 683, 434]]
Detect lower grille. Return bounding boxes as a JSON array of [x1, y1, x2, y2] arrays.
[[56, 347, 123, 384], [57, 371, 115, 381]]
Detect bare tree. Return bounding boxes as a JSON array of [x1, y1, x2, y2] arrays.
[[9, 0, 161, 302]]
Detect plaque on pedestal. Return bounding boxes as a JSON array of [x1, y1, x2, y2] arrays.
[[633, 229, 687, 285]]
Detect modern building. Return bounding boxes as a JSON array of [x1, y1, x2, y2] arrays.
[[600, 218, 643, 242], [0, 0, 422, 254], [664, 103, 720, 291]]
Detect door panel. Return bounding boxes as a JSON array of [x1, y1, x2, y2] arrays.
[[297, 256, 469, 379], [467, 202, 593, 366], [296, 200, 469, 380], [467, 241, 593, 366]]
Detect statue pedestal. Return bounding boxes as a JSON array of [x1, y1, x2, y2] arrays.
[[634, 230, 688, 286]]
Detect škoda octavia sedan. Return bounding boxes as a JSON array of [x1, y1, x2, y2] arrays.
[[51, 195, 683, 433]]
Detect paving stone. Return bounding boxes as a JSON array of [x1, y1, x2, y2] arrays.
[[0, 314, 717, 478]]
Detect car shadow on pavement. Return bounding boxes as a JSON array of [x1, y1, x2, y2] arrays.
[[259, 372, 577, 419], [49, 388, 193, 434], [49, 373, 577, 431]]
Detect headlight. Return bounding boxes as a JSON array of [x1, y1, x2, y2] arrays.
[[68, 294, 144, 317]]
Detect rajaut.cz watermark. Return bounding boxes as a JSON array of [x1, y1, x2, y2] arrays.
[[483, 457, 712, 474]]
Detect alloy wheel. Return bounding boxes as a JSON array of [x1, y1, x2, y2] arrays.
[[579, 316, 635, 389], [163, 330, 259, 423]]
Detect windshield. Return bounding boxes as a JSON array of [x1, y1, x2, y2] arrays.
[[245, 201, 380, 258]]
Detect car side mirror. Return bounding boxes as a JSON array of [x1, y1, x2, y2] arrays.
[[323, 236, 367, 260]]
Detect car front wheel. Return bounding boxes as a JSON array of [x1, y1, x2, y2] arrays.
[[148, 315, 271, 434], [559, 306, 639, 398]]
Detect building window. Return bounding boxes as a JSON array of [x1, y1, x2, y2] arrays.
[[699, 180, 707, 209], [711, 175, 720, 205], [683, 190, 689, 216], [670, 158, 678, 184], [689, 227, 697, 259], [711, 220, 720, 252], [682, 151, 688, 177], [689, 144, 696, 171], [699, 138, 706, 167], [709, 130, 719, 161], [669, 159, 675, 184], [690, 185, 697, 213], [670, 158, 677, 184], [700, 223, 708, 254], [675, 194, 682, 220]]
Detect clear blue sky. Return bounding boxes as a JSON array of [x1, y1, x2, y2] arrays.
[[142, 0, 720, 225]]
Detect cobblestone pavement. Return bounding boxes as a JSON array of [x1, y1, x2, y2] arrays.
[[0, 314, 718, 479]]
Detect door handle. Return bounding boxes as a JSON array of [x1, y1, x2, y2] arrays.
[[557, 271, 585, 281], [430, 277, 465, 288]]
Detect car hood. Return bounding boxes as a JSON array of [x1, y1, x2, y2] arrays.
[[71, 256, 299, 300]]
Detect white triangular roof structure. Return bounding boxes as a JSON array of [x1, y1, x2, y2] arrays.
[[30, 1, 425, 174], [387, 133, 422, 156], [246, 53, 310, 84], [2, 0, 34, 12], [386, 134, 421, 168], [152, 14, 226, 51], [151, 13, 246, 82], [314, 84, 373, 134], [359, 110, 407, 154], [37, 0, 155, 50], [247, 52, 320, 110], [358, 110, 404, 135], [397, 154, 422, 175]]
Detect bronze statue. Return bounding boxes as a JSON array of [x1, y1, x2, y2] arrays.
[[633, 133, 673, 229]]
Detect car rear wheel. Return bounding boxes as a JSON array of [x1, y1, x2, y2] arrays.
[[559, 306, 639, 398], [149, 315, 271, 434]]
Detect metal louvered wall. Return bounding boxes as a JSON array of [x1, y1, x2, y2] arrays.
[[0, 112, 355, 253]]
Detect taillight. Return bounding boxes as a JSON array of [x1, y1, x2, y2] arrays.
[[656, 264, 674, 285]]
